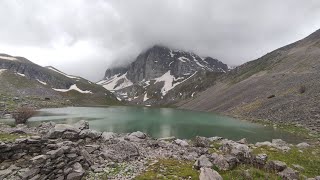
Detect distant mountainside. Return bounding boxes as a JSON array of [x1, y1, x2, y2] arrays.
[[97, 45, 228, 105], [0, 54, 118, 110], [178, 29, 320, 132]]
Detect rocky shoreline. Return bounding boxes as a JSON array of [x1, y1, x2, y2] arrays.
[[0, 121, 319, 180]]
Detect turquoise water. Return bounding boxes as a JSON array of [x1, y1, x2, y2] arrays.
[[2, 106, 305, 143]]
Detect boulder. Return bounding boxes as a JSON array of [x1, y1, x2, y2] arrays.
[[296, 142, 310, 149], [221, 140, 252, 163], [292, 164, 304, 172], [174, 139, 189, 147], [213, 155, 231, 171], [255, 141, 272, 147], [129, 131, 146, 139], [66, 163, 85, 180], [30, 155, 47, 164], [266, 160, 287, 172], [194, 136, 210, 147], [194, 155, 213, 170], [79, 129, 102, 139], [254, 154, 268, 167], [101, 132, 116, 141], [74, 120, 89, 130], [101, 140, 139, 162], [278, 167, 299, 180], [237, 138, 248, 144], [199, 167, 223, 180], [48, 124, 81, 139], [208, 137, 223, 142]]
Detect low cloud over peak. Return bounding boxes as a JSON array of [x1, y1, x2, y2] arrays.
[[0, 0, 320, 80]]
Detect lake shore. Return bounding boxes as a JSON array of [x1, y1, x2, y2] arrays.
[[0, 121, 319, 180]]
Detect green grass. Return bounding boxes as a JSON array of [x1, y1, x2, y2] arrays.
[[134, 159, 199, 180], [253, 146, 320, 178], [0, 133, 28, 142], [219, 164, 281, 180]]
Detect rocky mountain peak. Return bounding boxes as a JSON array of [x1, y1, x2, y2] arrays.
[[98, 45, 228, 104]]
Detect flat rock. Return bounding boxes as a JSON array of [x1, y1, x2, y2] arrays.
[[266, 160, 287, 172], [79, 129, 102, 139], [199, 167, 223, 180], [278, 167, 299, 180], [194, 155, 213, 170], [174, 139, 189, 147], [296, 142, 310, 149], [101, 132, 116, 141]]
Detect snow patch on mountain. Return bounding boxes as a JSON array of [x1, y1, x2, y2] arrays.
[[16, 73, 25, 77], [47, 66, 81, 80], [37, 79, 47, 85], [0, 56, 17, 61], [98, 73, 133, 91], [53, 84, 92, 94]]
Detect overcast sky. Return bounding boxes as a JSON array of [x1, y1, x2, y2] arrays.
[[1, 0, 320, 81]]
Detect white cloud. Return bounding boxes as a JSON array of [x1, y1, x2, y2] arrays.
[[0, 0, 320, 80]]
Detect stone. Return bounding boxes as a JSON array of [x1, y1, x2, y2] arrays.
[[194, 155, 213, 170], [213, 155, 231, 171], [46, 148, 64, 158], [296, 142, 310, 149], [101, 132, 116, 141], [80, 149, 93, 165], [278, 167, 299, 180], [224, 155, 238, 169], [199, 167, 223, 180], [221, 140, 252, 163], [174, 139, 189, 147], [254, 154, 268, 167], [158, 136, 176, 141], [194, 136, 210, 147], [74, 120, 89, 130], [79, 129, 102, 139], [272, 139, 287, 146], [66, 163, 85, 180], [0, 169, 12, 179], [20, 168, 40, 179], [292, 164, 304, 172], [208, 137, 223, 142], [101, 140, 139, 162], [30, 155, 47, 164], [266, 160, 287, 172], [237, 138, 248, 144], [255, 141, 272, 147], [129, 131, 147, 139], [48, 124, 80, 139]]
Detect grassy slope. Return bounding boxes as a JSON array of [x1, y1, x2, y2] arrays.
[[178, 30, 320, 133]]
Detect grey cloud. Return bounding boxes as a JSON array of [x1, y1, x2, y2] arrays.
[[0, 0, 320, 80]]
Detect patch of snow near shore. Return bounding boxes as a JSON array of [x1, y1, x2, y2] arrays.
[[0, 56, 17, 61], [143, 93, 149, 102], [53, 84, 92, 94], [37, 79, 47, 85]]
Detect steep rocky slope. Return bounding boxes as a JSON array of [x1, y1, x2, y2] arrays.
[[0, 54, 118, 110], [178, 29, 320, 132], [98, 45, 228, 105]]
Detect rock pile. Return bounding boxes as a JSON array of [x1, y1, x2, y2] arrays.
[[0, 121, 319, 180]]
